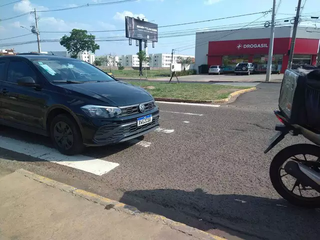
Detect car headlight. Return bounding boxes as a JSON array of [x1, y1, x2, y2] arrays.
[[81, 105, 121, 118]]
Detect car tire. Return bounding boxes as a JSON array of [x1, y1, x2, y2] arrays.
[[50, 114, 84, 155]]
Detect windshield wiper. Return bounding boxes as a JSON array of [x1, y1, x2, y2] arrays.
[[52, 80, 84, 84]]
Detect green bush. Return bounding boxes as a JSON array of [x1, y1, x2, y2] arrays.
[[176, 69, 196, 76], [118, 66, 125, 70]]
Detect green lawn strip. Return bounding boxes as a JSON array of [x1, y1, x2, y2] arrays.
[[104, 69, 171, 78], [126, 81, 250, 101]]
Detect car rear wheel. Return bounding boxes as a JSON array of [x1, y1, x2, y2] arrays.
[[50, 114, 84, 155]]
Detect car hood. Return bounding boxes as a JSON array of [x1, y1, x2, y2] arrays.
[[57, 81, 153, 106]]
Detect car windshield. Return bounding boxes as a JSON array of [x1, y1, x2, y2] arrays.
[[210, 65, 218, 68], [237, 63, 248, 67], [32, 58, 115, 83]]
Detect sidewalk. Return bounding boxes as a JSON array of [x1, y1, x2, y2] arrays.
[[118, 74, 283, 83], [0, 169, 219, 240]]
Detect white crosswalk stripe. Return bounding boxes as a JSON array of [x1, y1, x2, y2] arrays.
[[130, 139, 152, 147], [0, 136, 119, 176], [155, 127, 175, 134]]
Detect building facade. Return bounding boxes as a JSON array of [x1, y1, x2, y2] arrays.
[[119, 55, 149, 68], [149, 54, 194, 68], [49, 51, 95, 64], [195, 26, 320, 73], [118, 53, 195, 68], [77, 51, 95, 65]]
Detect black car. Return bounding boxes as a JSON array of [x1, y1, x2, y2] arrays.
[[234, 62, 254, 75], [0, 55, 159, 155]]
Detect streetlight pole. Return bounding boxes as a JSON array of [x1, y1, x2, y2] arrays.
[[266, 0, 276, 82], [287, 0, 303, 69]]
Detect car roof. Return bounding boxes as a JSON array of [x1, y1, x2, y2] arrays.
[[0, 55, 74, 61]]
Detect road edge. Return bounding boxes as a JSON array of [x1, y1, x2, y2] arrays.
[[16, 169, 224, 240], [214, 87, 257, 104]]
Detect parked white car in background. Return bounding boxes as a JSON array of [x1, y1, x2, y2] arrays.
[[208, 65, 222, 75]]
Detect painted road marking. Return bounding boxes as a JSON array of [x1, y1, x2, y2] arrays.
[[130, 139, 152, 147], [161, 110, 203, 116], [156, 101, 220, 108], [183, 121, 190, 124], [155, 127, 175, 134], [0, 136, 119, 176]]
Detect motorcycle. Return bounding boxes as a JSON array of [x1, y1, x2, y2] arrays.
[[265, 110, 320, 208]]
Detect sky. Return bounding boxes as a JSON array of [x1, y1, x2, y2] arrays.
[[0, 0, 319, 56]]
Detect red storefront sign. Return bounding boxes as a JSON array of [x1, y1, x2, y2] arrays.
[[207, 38, 319, 72]]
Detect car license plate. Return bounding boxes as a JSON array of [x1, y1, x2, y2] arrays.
[[137, 115, 152, 127]]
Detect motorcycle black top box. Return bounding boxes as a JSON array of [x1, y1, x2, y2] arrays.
[[265, 69, 320, 208]]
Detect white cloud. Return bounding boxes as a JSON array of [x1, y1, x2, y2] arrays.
[[10, 21, 21, 28], [0, 26, 5, 32], [13, 0, 48, 13], [204, 0, 222, 5], [97, 21, 116, 30], [38, 17, 92, 32], [66, 4, 78, 8], [113, 11, 147, 21]]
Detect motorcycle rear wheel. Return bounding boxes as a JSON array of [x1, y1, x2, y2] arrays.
[[270, 144, 320, 208]]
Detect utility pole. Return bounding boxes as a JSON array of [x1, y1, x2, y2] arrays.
[[33, 8, 41, 53], [266, 0, 276, 82], [139, 39, 142, 76], [171, 49, 174, 66], [288, 0, 302, 69]]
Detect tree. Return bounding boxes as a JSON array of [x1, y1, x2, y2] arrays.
[[177, 57, 193, 70], [60, 29, 100, 58], [137, 50, 150, 67], [94, 60, 102, 66]]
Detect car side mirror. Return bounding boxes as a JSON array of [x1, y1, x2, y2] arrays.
[[17, 77, 38, 87]]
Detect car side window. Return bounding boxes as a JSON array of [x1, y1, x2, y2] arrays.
[[0, 61, 6, 81], [7, 61, 36, 84]]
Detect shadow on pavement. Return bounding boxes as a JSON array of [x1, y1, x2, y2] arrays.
[[0, 125, 143, 161], [120, 188, 320, 240]]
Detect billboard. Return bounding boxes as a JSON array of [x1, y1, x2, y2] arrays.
[[125, 16, 158, 42]]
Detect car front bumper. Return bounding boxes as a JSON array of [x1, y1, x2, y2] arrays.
[[79, 107, 160, 146]]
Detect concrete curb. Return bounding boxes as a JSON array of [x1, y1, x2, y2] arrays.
[[214, 87, 257, 104], [16, 169, 224, 240], [155, 98, 213, 104]]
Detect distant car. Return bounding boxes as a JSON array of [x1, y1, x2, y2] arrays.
[[208, 65, 222, 75], [234, 62, 254, 75]]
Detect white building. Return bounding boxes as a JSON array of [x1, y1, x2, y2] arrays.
[[49, 51, 95, 64], [149, 54, 194, 68], [119, 55, 149, 68], [117, 53, 195, 68], [96, 55, 120, 67], [78, 51, 95, 65]]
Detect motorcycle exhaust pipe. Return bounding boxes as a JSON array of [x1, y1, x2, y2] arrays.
[[284, 161, 320, 193]]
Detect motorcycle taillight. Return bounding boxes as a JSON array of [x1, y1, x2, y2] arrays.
[[275, 113, 284, 124]]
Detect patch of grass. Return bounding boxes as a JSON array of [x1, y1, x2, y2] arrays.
[[104, 69, 171, 78], [126, 81, 250, 101]]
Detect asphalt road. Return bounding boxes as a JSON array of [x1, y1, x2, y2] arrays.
[[0, 82, 319, 240]]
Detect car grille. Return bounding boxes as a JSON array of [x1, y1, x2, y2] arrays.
[[94, 115, 159, 144], [120, 101, 155, 116]]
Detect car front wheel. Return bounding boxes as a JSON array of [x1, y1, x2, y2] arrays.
[[50, 114, 84, 155]]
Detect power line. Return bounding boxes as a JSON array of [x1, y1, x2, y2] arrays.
[[0, 0, 20, 8], [177, 12, 271, 52], [0, 0, 136, 22], [0, 12, 29, 22], [38, 0, 135, 13], [0, 33, 33, 41], [0, 17, 295, 48]]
